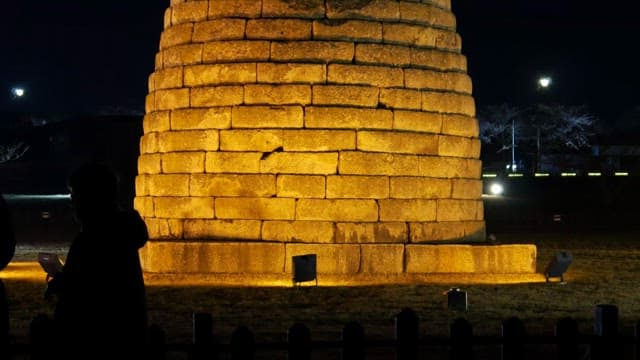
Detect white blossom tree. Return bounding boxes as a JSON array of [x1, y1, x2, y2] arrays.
[[0, 141, 30, 164]]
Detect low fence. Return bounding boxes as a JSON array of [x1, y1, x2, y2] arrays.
[[13, 304, 640, 360]]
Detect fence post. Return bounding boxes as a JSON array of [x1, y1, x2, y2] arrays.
[[592, 304, 621, 360], [190, 312, 217, 360], [342, 321, 365, 360], [450, 317, 473, 360], [231, 325, 255, 360], [395, 308, 419, 360], [555, 317, 579, 360], [501, 317, 525, 360], [288, 322, 311, 360], [148, 324, 166, 360]]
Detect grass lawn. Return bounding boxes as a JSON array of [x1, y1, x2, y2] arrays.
[[5, 229, 640, 352]]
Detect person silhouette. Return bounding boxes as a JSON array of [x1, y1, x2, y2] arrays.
[[0, 194, 16, 348], [45, 161, 148, 356]]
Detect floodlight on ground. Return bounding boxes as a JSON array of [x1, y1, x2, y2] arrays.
[[446, 288, 468, 312], [544, 251, 572, 283], [292, 254, 317, 287]]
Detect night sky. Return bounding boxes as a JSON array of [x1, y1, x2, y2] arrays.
[[2, 0, 640, 128]]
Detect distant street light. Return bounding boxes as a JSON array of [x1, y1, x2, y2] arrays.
[[11, 87, 25, 98], [538, 76, 551, 89]]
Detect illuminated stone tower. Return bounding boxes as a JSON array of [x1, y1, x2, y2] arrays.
[[135, 0, 536, 280]]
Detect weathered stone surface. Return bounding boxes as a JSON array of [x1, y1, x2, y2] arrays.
[[360, 245, 405, 274], [335, 222, 407, 243], [262, 220, 335, 243], [285, 243, 361, 274], [326, 175, 389, 199], [136, 0, 496, 278], [276, 175, 326, 198]]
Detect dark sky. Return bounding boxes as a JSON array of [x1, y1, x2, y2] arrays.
[[1, 0, 640, 127]]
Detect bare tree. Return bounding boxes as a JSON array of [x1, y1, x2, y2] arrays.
[[478, 103, 526, 152], [0, 141, 30, 164]]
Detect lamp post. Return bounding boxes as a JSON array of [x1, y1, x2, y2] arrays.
[[535, 76, 551, 172]]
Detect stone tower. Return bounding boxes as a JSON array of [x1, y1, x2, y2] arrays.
[[135, 0, 536, 280]]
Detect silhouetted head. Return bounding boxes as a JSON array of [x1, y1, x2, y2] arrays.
[[68, 162, 119, 221]]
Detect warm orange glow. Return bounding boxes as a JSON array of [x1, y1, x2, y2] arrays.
[[0, 262, 48, 283]]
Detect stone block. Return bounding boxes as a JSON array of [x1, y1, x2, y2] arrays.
[[171, 107, 232, 130], [360, 245, 405, 274], [184, 63, 256, 86], [232, 106, 304, 128], [171, 1, 208, 25], [133, 196, 155, 218], [439, 135, 480, 158], [305, 106, 393, 129], [246, 19, 312, 40], [152, 67, 183, 90], [313, 19, 382, 42], [154, 196, 214, 219], [262, 0, 325, 18], [158, 130, 219, 152], [144, 111, 171, 133], [326, 175, 389, 199], [276, 175, 326, 198], [220, 129, 284, 152], [471, 245, 537, 273], [215, 197, 296, 220], [379, 88, 422, 110], [141, 241, 286, 273], [393, 110, 442, 133], [140, 133, 159, 154], [409, 221, 465, 242], [257, 63, 326, 84], [208, 0, 262, 19], [260, 152, 338, 175], [244, 84, 311, 105], [390, 176, 451, 199], [327, 1, 399, 21], [379, 199, 437, 221], [404, 69, 472, 94], [183, 219, 262, 240], [283, 129, 355, 151], [355, 44, 411, 67], [160, 23, 194, 50], [405, 245, 474, 273], [193, 19, 246, 42], [398, 2, 456, 29], [436, 199, 479, 222], [271, 41, 354, 63], [146, 174, 190, 196], [476, 201, 484, 221], [358, 130, 438, 155], [138, 154, 162, 174], [164, 7, 172, 29], [296, 199, 378, 222], [190, 174, 276, 197], [383, 23, 459, 50], [191, 86, 244, 107], [335, 222, 407, 243], [135, 175, 150, 196], [285, 243, 361, 275], [205, 152, 262, 173], [163, 44, 203, 67], [464, 221, 486, 241], [143, 219, 184, 240], [328, 64, 404, 87], [312, 85, 379, 107], [422, 91, 475, 117], [161, 152, 206, 173], [410, 48, 467, 71], [155, 89, 190, 110], [451, 179, 482, 199], [442, 114, 479, 137], [203, 41, 270, 63], [262, 220, 335, 243]]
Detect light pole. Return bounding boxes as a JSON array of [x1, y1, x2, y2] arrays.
[[535, 76, 551, 172]]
